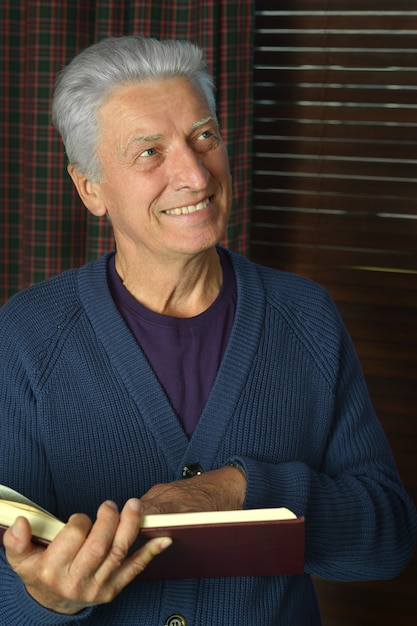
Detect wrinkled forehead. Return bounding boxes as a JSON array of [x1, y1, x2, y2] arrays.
[[96, 77, 216, 145], [99, 75, 214, 120]]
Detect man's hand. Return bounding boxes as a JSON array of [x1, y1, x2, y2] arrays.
[[3, 498, 171, 615], [140, 466, 247, 515]]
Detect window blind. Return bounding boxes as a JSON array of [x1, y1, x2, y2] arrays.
[[250, 2, 416, 621], [250, 0, 417, 429]]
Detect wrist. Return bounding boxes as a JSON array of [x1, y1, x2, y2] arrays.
[[226, 461, 247, 479]]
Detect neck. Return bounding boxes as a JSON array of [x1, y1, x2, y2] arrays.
[[114, 247, 223, 318]]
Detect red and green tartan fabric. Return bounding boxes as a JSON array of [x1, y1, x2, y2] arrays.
[[1, 0, 254, 304]]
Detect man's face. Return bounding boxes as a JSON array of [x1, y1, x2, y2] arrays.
[[89, 77, 232, 264]]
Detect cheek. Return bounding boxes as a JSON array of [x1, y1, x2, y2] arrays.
[[209, 150, 231, 187], [218, 150, 232, 187]]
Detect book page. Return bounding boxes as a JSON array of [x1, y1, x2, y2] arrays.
[[0, 484, 54, 518], [142, 507, 297, 528]]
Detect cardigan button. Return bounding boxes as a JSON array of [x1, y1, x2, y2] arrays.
[[182, 463, 203, 478], [165, 615, 187, 626]]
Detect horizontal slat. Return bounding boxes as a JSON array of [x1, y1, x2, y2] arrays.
[[253, 137, 417, 161], [353, 356, 416, 381], [255, 67, 417, 88], [324, 281, 417, 309], [254, 101, 417, 124], [366, 378, 417, 419], [252, 189, 417, 216], [250, 246, 417, 275], [252, 171, 417, 198], [254, 49, 417, 70], [255, 14, 417, 31], [253, 119, 417, 144], [329, 303, 417, 348], [252, 218, 417, 242], [255, 0, 417, 15], [254, 84, 417, 108], [250, 224, 417, 256], [318, 267, 417, 292], [250, 245, 417, 280], [248, 266, 417, 314], [251, 210, 417, 239], [338, 313, 417, 350], [256, 32, 417, 50], [253, 154, 417, 181], [314, 577, 417, 626], [353, 339, 416, 364]]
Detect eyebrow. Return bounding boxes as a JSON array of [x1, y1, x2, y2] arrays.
[[123, 117, 217, 156], [123, 134, 162, 156], [191, 116, 217, 130]]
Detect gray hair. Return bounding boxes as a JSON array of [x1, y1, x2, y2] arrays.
[[52, 36, 216, 182]]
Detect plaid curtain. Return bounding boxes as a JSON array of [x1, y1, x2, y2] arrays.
[[1, 1, 254, 304]]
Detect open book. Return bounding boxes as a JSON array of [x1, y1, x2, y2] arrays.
[[0, 484, 304, 579]]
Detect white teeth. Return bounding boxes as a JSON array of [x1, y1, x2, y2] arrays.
[[165, 198, 209, 216]]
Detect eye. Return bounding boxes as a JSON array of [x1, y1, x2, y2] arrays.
[[193, 128, 220, 153], [139, 147, 157, 157], [198, 130, 213, 141]]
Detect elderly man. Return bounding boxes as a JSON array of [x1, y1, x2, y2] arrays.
[[0, 36, 415, 625]]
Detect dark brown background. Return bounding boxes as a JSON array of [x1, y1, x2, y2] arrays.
[[250, 1, 416, 623]]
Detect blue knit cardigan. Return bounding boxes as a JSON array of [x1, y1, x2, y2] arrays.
[[1, 248, 415, 625]]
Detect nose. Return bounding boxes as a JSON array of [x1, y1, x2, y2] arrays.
[[170, 145, 210, 191]]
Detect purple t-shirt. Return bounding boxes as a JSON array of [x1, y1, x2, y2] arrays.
[[107, 249, 236, 437]]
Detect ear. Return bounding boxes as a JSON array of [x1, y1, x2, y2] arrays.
[[67, 165, 107, 217]]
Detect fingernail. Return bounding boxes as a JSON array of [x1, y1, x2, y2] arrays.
[[10, 517, 23, 539], [128, 498, 142, 513], [159, 537, 173, 550], [105, 500, 119, 511]]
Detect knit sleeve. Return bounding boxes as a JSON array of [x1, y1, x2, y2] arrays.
[[234, 287, 416, 582], [0, 292, 94, 624]]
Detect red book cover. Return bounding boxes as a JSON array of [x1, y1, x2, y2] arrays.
[[137, 514, 305, 580]]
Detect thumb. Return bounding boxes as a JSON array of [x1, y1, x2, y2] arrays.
[[3, 516, 34, 559]]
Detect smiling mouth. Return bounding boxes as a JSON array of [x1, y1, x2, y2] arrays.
[[164, 197, 210, 216]]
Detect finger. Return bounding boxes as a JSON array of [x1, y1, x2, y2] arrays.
[[102, 535, 173, 596], [69, 501, 121, 576], [112, 498, 144, 552], [127, 535, 173, 576], [92, 498, 145, 583], [46, 512, 93, 563]]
